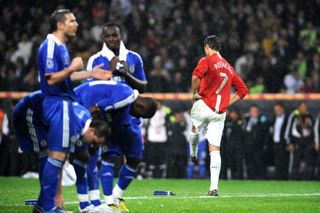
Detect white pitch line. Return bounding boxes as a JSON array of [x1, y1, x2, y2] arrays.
[[2, 193, 320, 207]]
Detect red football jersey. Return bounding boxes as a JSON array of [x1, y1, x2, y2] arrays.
[[192, 52, 248, 113]]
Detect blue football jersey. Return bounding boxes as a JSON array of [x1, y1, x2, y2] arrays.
[[74, 81, 139, 126], [37, 34, 76, 100], [73, 102, 92, 136], [14, 90, 46, 126], [13, 90, 47, 152], [86, 49, 146, 84], [86, 46, 146, 126]]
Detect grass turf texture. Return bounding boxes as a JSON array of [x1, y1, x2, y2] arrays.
[[0, 178, 319, 212]]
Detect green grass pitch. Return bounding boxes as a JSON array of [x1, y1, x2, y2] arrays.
[[0, 177, 319, 212]]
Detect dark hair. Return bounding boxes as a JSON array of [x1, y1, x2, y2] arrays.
[[50, 9, 72, 31], [274, 102, 285, 108], [102, 22, 123, 35], [204, 35, 222, 51], [90, 119, 111, 139], [141, 98, 158, 118]]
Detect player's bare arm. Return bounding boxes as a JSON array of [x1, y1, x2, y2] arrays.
[[71, 64, 113, 81], [120, 60, 148, 93], [45, 56, 84, 85], [228, 93, 242, 106], [191, 75, 202, 102]]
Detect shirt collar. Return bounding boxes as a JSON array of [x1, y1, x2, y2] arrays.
[[47, 34, 65, 46]]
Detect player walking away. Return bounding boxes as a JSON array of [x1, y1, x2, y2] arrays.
[[86, 22, 148, 212], [37, 9, 112, 213], [189, 35, 248, 196]]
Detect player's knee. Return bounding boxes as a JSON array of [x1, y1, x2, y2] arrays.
[[49, 150, 67, 162], [126, 157, 140, 170], [101, 156, 117, 164], [209, 144, 220, 152]]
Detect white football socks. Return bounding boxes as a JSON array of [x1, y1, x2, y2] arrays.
[[189, 131, 199, 157], [209, 151, 221, 191]]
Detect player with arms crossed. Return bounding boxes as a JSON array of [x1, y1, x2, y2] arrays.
[[37, 9, 112, 212], [86, 23, 148, 212], [190, 35, 248, 196]]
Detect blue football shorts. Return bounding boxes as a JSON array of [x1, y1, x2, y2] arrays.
[[43, 96, 78, 153], [101, 123, 143, 159]]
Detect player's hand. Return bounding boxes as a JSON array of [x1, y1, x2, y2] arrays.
[[109, 56, 119, 72], [119, 61, 128, 75], [92, 64, 113, 80], [192, 93, 202, 103], [55, 193, 64, 209], [68, 57, 84, 72]]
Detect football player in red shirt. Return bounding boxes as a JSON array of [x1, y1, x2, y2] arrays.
[[190, 35, 248, 196]]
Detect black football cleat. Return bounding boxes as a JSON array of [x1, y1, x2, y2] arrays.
[[207, 189, 218, 197]]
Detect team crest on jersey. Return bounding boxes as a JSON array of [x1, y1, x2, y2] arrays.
[[64, 55, 69, 65], [129, 65, 135, 73], [76, 140, 83, 147], [40, 140, 47, 147], [102, 145, 108, 152], [71, 135, 77, 144], [46, 58, 54, 69]]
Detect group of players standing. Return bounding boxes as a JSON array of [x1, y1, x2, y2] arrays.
[[13, 9, 157, 213], [13, 8, 250, 213]]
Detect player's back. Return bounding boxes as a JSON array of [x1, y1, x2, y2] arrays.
[[74, 81, 137, 125], [196, 53, 238, 112], [13, 90, 44, 121]]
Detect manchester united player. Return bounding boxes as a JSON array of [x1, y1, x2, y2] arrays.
[[190, 35, 248, 196]]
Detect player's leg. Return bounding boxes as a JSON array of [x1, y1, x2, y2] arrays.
[[206, 112, 226, 196], [190, 100, 208, 162], [113, 124, 143, 212], [72, 151, 91, 212], [87, 147, 102, 207], [37, 98, 74, 211], [99, 138, 121, 212]]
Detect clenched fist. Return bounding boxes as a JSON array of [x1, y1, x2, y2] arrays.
[[68, 57, 84, 72]]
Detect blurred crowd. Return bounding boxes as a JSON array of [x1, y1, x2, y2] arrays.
[[1, 100, 320, 180], [0, 0, 320, 93]]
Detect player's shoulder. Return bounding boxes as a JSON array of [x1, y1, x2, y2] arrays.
[[198, 56, 210, 65], [88, 51, 104, 63], [128, 50, 143, 62]]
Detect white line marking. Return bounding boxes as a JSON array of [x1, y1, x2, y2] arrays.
[[3, 193, 320, 207]]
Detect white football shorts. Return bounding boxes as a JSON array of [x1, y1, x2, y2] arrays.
[[190, 99, 226, 147]]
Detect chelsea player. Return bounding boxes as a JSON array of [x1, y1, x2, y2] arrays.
[[37, 9, 112, 212], [74, 80, 156, 212], [13, 91, 110, 213], [86, 23, 148, 212]]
